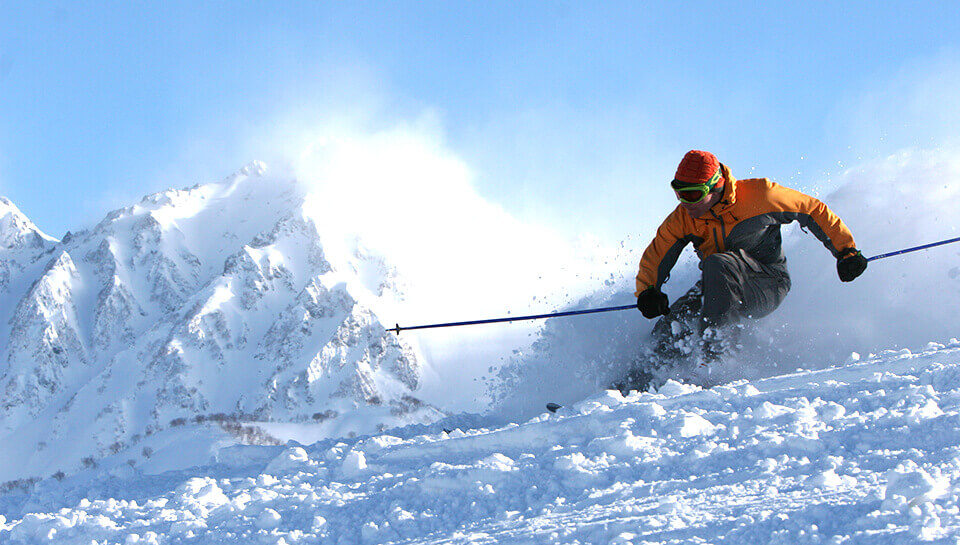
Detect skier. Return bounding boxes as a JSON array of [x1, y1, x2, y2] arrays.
[[621, 150, 867, 388]]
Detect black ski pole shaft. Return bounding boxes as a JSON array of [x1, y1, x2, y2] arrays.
[[393, 304, 635, 334], [866, 236, 960, 262]]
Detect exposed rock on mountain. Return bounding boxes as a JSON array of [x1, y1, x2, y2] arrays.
[[0, 163, 439, 482]]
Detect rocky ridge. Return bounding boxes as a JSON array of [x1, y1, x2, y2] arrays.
[[0, 162, 438, 483]]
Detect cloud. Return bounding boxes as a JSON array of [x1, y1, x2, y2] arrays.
[[456, 101, 703, 248], [294, 114, 602, 315], [830, 50, 960, 159], [284, 113, 618, 410]]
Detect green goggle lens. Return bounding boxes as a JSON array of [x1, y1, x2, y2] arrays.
[[671, 168, 722, 204], [674, 187, 710, 203]]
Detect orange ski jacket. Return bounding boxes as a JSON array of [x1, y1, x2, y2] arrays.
[[635, 164, 857, 295]]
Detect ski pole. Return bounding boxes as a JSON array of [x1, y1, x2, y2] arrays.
[[394, 236, 960, 334], [393, 304, 635, 334], [866, 236, 960, 262]]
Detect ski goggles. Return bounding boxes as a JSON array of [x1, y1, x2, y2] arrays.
[[671, 168, 723, 204]]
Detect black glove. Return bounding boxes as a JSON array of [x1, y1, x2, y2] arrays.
[[837, 249, 868, 282], [637, 287, 670, 319]]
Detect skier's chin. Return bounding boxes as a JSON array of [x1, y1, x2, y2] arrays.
[[682, 203, 711, 219]]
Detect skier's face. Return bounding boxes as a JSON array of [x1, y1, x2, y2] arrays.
[[681, 190, 721, 219]]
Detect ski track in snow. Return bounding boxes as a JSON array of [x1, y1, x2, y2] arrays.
[[4, 340, 960, 544]]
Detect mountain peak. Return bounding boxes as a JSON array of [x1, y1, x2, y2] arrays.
[[238, 160, 267, 178], [0, 196, 57, 251], [0, 166, 434, 483]]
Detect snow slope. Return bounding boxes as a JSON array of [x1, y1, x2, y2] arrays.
[[3, 338, 960, 544]]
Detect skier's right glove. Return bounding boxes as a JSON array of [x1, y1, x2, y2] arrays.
[[636, 287, 670, 319]]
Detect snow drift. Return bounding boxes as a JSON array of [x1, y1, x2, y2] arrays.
[[3, 334, 960, 544]]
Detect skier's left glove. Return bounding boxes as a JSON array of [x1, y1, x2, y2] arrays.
[[837, 249, 867, 282], [637, 287, 670, 319]]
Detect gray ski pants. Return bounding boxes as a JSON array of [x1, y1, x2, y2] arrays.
[[620, 250, 792, 390], [700, 249, 791, 326], [655, 249, 791, 337]]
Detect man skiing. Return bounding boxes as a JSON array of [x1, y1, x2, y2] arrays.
[[628, 150, 867, 378]]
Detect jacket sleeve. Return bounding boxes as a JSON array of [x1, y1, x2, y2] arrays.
[[635, 210, 701, 295], [769, 182, 857, 257]]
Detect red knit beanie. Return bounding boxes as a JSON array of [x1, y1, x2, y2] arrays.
[[674, 150, 722, 187]]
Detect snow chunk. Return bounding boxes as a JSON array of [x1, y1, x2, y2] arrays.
[[611, 532, 639, 544], [817, 401, 846, 421], [885, 467, 949, 505], [364, 435, 403, 453], [342, 450, 368, 477], [264, 446, 311, 475], [175, 477, 229, 517], [575, 390, 626, 414], [656, 496, 683, 514], [657, 380, 701, 397], [754, 401, 793, 420], [598, 389, 627, 406], [619, 429, 658, 454], [674, 413, 716, 438], [739, 384, 761, 397], [805, 469, 855, 489], [257, 508, 282, 530], [635, 402, 667, 418], [554, 452, 612, 473], [361, 521, 381, 542], [906, 399, 944, 424], [478, 453, 516, 472]]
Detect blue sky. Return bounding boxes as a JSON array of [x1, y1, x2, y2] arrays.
[[2, 1, 959, 242]]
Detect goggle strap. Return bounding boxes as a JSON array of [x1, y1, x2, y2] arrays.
[[671, 166, 723, 192]]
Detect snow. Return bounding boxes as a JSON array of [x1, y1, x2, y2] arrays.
[[0, 147, 959, 543], [1, 341, 959, 543]]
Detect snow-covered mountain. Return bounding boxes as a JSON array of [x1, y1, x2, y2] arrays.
[[0, 163, 441, 484], [0, 197, 58, 296]]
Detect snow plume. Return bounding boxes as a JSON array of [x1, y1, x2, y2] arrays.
[[488, 255, 700, 420], [771, 147, 960, 364], [492, 147, 960, 418], [289, 117, 608, 411]]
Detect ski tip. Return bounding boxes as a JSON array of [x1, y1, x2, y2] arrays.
[[545, 402, 563, 414]]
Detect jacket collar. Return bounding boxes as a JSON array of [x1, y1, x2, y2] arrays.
[[713, 163, 738, 212]]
